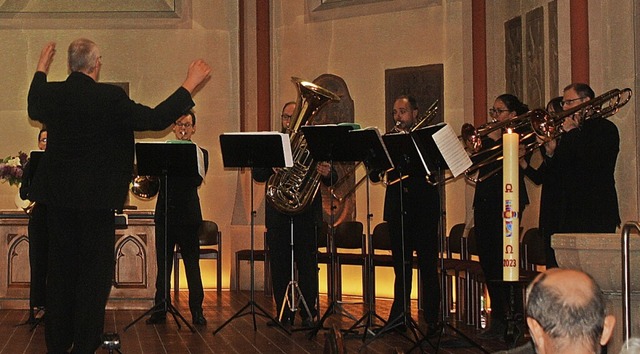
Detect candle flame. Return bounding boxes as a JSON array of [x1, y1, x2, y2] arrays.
[[507, 128, 513, 134]]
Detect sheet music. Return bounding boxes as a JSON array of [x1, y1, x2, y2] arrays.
[[431, 124, 472, 177], [221, 131, 293, 167]]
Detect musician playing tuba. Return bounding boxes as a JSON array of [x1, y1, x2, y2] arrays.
[[369, 95, 441, 336], [252, 101, 337, 328]]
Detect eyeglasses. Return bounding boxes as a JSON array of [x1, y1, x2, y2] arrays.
[[39, 138, 47, 143], [281, 114, 292, 120], [489, 108, 510, 116], [560, 97, 584, 107], [175, 122, 193, 128]]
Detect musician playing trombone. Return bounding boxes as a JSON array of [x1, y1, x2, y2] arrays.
[[542, 83, 620, 234], [371, 95, 441, 336], [474, 94, 530, 340]]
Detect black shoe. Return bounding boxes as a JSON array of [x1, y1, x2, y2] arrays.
[[192, 311, 207, 326], [145, 312, 166, 324]]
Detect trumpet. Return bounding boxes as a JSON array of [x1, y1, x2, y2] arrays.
[[329, 100, 438, 200], [463, 87, 633, 183]]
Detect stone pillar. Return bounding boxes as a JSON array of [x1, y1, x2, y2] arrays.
[[552, 233, 640, 353]]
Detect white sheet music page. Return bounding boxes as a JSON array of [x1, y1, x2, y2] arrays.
[[431, 124, 472, 177]]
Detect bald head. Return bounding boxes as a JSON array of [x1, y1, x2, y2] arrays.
[[525, 268, 615, 354]]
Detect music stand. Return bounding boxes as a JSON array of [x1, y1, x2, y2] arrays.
[[213, 132, 293, 335], [299, 124, 362, 337], [358, 131, 429, 349], [402, 124, 485, 353], [339, 127, 394, 339], [124, 142, 201, 333]]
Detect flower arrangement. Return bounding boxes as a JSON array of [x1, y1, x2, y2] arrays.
[[0, 152, 28, 186]]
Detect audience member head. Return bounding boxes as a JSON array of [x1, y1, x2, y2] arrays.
[[37, 129, 47, 150], [68, 38, 102, 80], [172, 111, 196, 141], [526, 268, 615, 354]]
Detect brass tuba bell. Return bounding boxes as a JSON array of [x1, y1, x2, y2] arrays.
[[265, 77, 340, 214]]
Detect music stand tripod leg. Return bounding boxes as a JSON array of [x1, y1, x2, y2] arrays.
[[213, 173, 290, 335]]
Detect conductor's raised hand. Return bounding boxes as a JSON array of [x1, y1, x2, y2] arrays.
[[182, 59, 212, 94], [36, 42, 56, 75]]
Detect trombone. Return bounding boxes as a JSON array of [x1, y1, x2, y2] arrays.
[[463, 87, 633, 183], [329, 99, 439, 201]]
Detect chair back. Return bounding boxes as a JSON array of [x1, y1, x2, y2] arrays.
[[521, 228, 546, 269], [466, 226, 479, 258], [333, 221, 364, 250], [447, 223, 465, 258], [371, 222, 392, 251], [198, 220, 220, 246]]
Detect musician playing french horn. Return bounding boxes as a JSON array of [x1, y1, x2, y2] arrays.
[[370, 95, 441, 336], [543, 83, 620, 234], [252, 101, 337, 328]]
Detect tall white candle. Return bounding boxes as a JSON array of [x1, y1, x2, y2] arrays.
[[503, 129, 519, 281]]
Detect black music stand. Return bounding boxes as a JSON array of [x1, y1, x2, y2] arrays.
[[299, 124, 362, 337], [213, 132, 293, 335], [358, 131, 428, 349], [404, 124, 485, 353], [124, 142, 201, 333], [339, 127, 394, 339]]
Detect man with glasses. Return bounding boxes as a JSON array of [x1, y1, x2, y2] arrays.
[[544, 83, 620, 233], [147, 111, 209, 326]]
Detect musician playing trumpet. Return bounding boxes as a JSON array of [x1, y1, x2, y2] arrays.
[[371, 95, 441, 336]]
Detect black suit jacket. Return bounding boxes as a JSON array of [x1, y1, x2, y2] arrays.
[[27, 71, 194, 209], [547, 118, 620, 232], [154, 147, 208, 225]]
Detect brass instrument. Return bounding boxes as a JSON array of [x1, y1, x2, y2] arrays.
[[266, 77, 340, 214], [329, 99, 438, 200], [464, 88, 633, 183], [130, 175, 160, 199]]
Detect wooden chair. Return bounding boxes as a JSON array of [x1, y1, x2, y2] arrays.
[[520, 227, 546, 273], [332, 221, 367, 302], [369, 221, 421, 308], [173, 220, 222, 295], [235, 231, 271, 296]]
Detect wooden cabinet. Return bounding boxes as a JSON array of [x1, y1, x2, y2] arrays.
[[0, 210, 157, 310]]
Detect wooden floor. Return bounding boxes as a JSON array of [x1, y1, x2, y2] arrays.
[[0, 290, 529, 353]]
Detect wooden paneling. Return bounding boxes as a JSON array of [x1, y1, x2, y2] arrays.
[[0, 210, 156, 310]]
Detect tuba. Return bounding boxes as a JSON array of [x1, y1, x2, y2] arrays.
[[266, 77, 340, 214]]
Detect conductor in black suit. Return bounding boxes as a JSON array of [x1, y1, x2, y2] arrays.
[[27, 39, 211, 354], [147, 111, 209, 326]]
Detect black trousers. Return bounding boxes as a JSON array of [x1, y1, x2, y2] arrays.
[[153, 222, 204, 315], [387, 215, 440, 325], [45, 207, 115, 354], [29, 203, 48, 309], [267, 222, 318, 321]]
